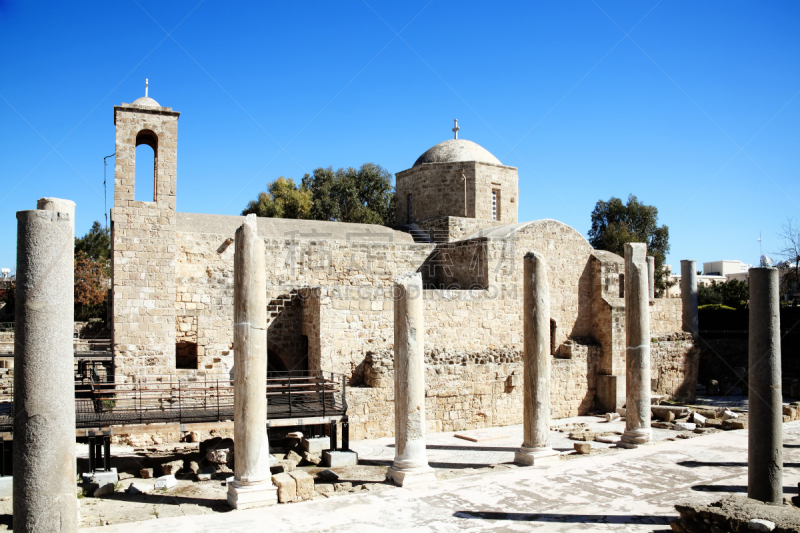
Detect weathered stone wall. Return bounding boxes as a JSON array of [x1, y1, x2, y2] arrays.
[[651, 332, 699, 402], [650, 297, 683, 335], [415, 216, 505, 243], [348, 342, 599, 440], [475, 163, 518, 223], [396, 162, 477, 224], [395, 162, 518, 225], [111, 103, 180, 380]]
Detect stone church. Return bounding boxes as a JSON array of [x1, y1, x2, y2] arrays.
[[110, 93, 697, 440]]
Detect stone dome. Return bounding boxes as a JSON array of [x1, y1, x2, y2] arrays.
[[413, 139, 502, 168], [131, 96, 161, 108]]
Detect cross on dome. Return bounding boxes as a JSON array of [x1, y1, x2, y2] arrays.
[[452, 119, 460, 139]]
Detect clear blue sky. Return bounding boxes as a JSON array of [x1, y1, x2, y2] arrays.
[[2, 1, 799, 273]]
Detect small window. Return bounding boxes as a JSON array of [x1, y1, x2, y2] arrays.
[[550, 319, 557, 355], [408, 194, 413, 223], [492, 190, 500, 221], [619, 274, 625, 298], [176, 342, 198, 369]]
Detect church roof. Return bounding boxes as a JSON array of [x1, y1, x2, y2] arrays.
[[413, 139, 502, 168]]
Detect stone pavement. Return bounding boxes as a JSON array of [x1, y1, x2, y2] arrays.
[[351, 415, 681, 468], [85, 421, 800, 532]]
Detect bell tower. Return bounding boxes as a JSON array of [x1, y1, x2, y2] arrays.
[[111, 82, 181, 379]]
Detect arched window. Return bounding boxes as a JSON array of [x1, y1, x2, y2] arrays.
[[134, 130, 158, 202]]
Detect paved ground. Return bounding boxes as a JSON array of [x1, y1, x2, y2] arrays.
[[85, 421, 800, 533], [351, 415, 684, 469]]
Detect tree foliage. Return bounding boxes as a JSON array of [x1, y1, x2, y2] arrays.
[[698, 279, 749, 310], [74, 221, 110, 321], [242, 177, 313, 220], [588, 194, 672, 296], [243, 163, 396, 226], [774, 217, 800, 302], [75, 221, 110, 266]]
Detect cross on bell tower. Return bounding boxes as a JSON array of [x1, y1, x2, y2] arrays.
[[452, 119, 460, 140]]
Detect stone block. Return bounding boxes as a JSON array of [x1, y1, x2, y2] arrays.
[[692, 412, 706, 427], [81, 468, 119, 486], [574, 442, 591, 454], [386, 468, 437, 487], [196, 466, 216, 481], [323, 450, 358, 468], [271, 472, 296, 503], [93, 483, 115, 498], [161, 460, 184, 475], [748, 519, 776, 532], [674, 422, 696, 431], [723, 410, 739, 420], [302, 437, 331, 455], [334, 482, 353, 492], [315, 483, 334, 495], [301, 451, 321, 465], [289, 471, 315, 500], [155, 475, 177, 490]]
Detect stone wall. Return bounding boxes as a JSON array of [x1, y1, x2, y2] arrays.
[[651, 332, 699, 402], [348, 341, 599, 440], [474, 163, 518, 223], [111, 102, 180, 380], [395, 162, 518, 225]]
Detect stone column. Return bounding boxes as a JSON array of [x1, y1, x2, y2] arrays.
[[14, 200, 77, 532], [515, 251, 558, 465], [227, 214, 277, 509], [680, 260, 698, 338], [647, 256, 655, 299], [387, 272, 436, 487], [748, 267, 782, 504], [620, 243, 652, 448]]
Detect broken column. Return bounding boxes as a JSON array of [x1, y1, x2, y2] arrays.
[[620, 243, 652, 448], [748, 267, 782, 504], [647, 256, 655, 299], [227, 214, 277, 509], [515, 251, 558, 465], [14, 199, 77, 532], [681, 259, 698, 338], [387, 272, 436, 487]]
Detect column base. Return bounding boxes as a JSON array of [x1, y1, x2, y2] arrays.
[[386, 466, 437, 487], [514, 446, 560, 466], [227, 480, 278, 509], [618, 428, 653, 449]]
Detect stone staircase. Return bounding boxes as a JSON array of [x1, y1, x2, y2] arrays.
[[267, 294, 296, 325]]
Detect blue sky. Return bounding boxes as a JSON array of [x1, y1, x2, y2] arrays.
[[1, 1, 799, 273]]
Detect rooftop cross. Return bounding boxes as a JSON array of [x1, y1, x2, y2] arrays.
[[452, 118, 460, 139], [145, 78, 149, 98]]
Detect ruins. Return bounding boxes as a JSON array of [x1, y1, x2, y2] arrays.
[[108, 92, 698, 443]]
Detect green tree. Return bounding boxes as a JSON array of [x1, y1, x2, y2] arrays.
[[242, 177, 313, 219], [74, 221, 111, 321], [588, 194, 672, 296], [75, 221, 110, 266], [303, 163, 395, 225], [698, 279, 749, 309], [774, 217, 800, 303]]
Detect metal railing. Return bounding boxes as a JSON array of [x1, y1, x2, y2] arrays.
[[0, 370, 347, 432]]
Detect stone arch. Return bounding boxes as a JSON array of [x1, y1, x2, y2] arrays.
[[134, 129, 158, 202]]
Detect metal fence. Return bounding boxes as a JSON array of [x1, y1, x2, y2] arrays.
[[0, 369, 347, 432]]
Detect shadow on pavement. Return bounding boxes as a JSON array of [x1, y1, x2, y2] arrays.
[[678, 461, 800, 468], [453, 511, 672, 525], [691, 485, 796, 494]]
